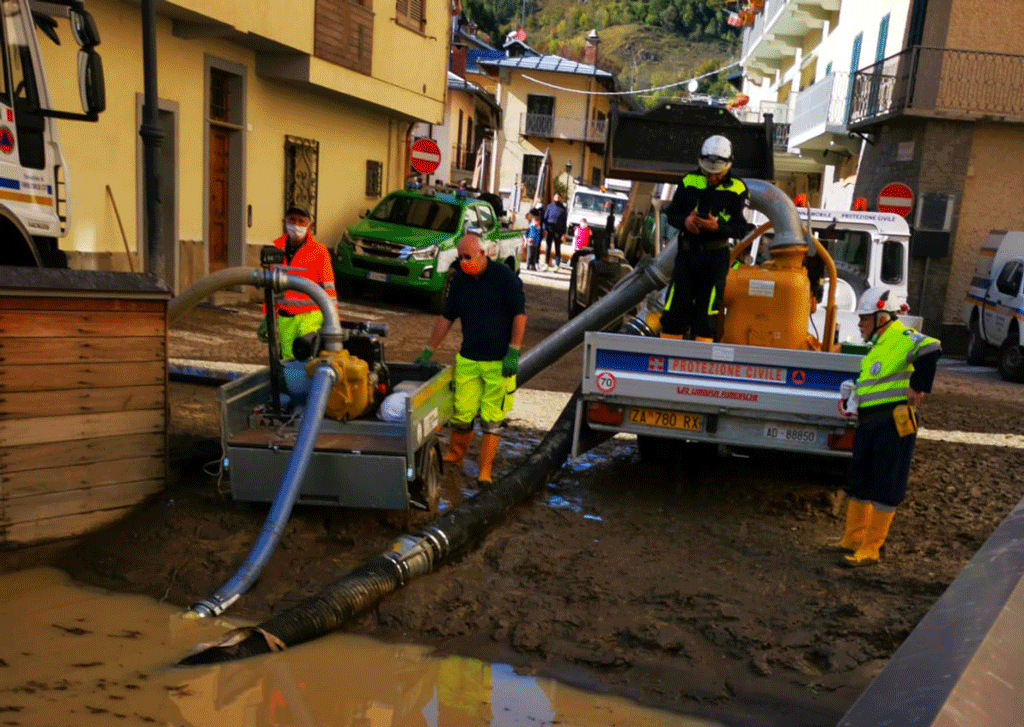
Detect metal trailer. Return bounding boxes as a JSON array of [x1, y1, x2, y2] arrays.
[[573, 332, 862, 460], [218, 362, 453, 511]]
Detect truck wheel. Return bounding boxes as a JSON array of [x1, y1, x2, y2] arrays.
[[567, 255, 583, 318], [966, 315, 987, 365], [428, 268, 455, 315], [411, 443, 441, 512], [997, 336, 1024, 383]]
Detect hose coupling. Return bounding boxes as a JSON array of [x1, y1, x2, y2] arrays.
[[384, 534, 438, 585]]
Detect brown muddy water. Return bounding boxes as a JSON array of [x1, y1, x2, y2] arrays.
[[0, 568, 722, 727]]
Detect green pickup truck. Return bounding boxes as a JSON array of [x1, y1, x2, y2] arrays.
[[333, 190, 523, 312]]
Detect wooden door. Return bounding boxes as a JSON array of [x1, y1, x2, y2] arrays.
[[208, 128, 230, 272]]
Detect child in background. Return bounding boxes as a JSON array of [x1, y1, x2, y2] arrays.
[[574, 218, 592, 251], [525, 214, 542, 271]]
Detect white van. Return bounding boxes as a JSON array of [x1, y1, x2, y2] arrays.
[[566, 184, 630, 243], [962, 230, 1024, 381], [747, 208, 917, 345]]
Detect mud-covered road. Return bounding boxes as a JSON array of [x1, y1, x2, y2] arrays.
[[6, 271, 1024, 727]]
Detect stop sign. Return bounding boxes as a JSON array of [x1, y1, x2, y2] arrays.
[[410, 138, 441, 175], [877, 182, 914, 216]]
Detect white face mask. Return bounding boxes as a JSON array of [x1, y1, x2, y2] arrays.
[[286, 224, 308, 241]]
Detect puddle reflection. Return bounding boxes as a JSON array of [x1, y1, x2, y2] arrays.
[[0, 569, 722, 726]]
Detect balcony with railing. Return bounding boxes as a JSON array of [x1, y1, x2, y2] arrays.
[[849, 46, 1024, 129], [788, 71, 859, 159], [520, 113, 607, 144], [741, 0, 839, 79]]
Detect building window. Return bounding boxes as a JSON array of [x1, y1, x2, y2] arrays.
[[521, 154, 544, 198], [210, 69, 232, 122], [396, 0, 424, 33], [285, 135, 319, 231], [314, 0, 373, 75], [366, 160, 383, 197]]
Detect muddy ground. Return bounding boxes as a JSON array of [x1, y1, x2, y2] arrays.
[[5, 273, 1024, 727]]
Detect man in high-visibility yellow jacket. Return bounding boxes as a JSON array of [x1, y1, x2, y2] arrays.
[[831, 286, 942, 567], [661, 135, 752, 341]]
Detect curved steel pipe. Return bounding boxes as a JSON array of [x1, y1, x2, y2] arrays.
[[744, 178, 813, 254], [168, 266, 343, 351]]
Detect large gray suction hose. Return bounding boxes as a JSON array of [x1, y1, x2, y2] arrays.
[[180, 389, 580, 665], [178, 180, 809, 658], [169, 267, 343, 618]]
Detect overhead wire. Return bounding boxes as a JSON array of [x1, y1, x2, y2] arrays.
[[520, 60, 740, 97]]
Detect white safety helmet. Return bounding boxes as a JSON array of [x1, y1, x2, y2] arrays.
[[855, 286, 907, 316], [699, 135, 733, 175]]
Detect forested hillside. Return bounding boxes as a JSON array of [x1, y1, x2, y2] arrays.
[[463, 0, 748, 106]]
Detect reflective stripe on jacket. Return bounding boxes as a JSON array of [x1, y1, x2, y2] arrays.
[[856, 319, 941, 409], [271, 234, 338, 316]]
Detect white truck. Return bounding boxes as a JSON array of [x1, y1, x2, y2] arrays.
[[565, 183, 629, 246], [571, 207, 920, 462], [0, 0, 105, 267], [963, 229, 1024, 382], [748, 207, 921, 343]]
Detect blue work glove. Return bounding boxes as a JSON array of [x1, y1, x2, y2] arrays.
[[257, 318, 269, 343], [501, 345, 520, 378], [414, 347, 433, 365]]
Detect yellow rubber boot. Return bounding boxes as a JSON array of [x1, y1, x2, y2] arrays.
[[443, 429, 473, 466], [659, 332, 684, 340], [844, 509, 896, 567], [826, 499, 872, 552], [476, 432, 500, 484]]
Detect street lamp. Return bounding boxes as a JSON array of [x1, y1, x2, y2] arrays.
[[582, 29, 600, 184]]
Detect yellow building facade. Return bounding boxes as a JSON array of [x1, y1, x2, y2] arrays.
[[477, 42, 615, 226], [41, 0, 449, 291]]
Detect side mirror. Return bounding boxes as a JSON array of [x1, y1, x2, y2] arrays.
[[78, 49, 105, 118], [69, 9, 101, 48]]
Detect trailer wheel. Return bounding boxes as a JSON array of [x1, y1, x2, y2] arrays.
[[966, 314, 987, 365], [411, 443, 441, 512], [997, 334, 1024, 383]]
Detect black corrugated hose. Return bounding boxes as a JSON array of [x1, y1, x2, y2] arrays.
[[180, 388, 580, 665]]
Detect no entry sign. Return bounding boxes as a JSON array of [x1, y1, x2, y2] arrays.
[[877, 182, 914, 216], [410, 138, 441, 175]]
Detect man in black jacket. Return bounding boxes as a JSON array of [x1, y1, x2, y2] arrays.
[[661, 135, 752, 340]]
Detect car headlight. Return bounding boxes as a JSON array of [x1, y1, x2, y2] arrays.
[[410, 244, 439, 261], [340, 231, 356, 248]]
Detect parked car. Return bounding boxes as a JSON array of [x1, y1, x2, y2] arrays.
[[334, 190, 523, 313], [963, 229, 1024, 381]]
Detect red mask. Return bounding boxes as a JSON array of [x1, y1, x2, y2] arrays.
[[460, 257, 484, 276]]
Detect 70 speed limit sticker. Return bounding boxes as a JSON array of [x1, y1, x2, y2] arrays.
[[595, 371, 617, 393]]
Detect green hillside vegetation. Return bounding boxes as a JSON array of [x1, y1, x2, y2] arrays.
[[464, 0, 744, 107]]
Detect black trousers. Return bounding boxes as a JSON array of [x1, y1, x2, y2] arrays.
[[527, 243, 540, 268], [543, 227, 564, 265], [660, 246, 729, 339], [845, 407, 916, 508]]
